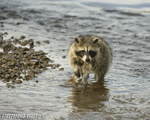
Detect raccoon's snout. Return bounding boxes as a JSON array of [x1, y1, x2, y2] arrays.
[[82, 55, 91, 63], [85, 58, 90, 62]]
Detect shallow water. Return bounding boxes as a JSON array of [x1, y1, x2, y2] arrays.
[[0, 0, 150, 119]]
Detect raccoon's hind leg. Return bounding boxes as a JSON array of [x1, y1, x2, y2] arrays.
[[95, 72, 105, 83]]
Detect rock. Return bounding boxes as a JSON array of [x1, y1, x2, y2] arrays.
[[0, 33, 3, 41], [13, 38, 19, 45], [20, 41, 28, 46], [16, 22, 20, 25], [36, 41, 41, 44], [19, 35, 26, 40], [43, 40, 50, 44], [59, 68, 64, 71], [4, 32, 8, 35], [15, 80, 22, 84], [6, 83, 15, 88], [62, 56, 66, 59], [29, 39, 34, 49], [3, 44, 12, 53], [35, 80, 38, 83], [27, 71, 35, 78]]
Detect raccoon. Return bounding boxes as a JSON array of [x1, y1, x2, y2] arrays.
[[68, 35, 112, 87]]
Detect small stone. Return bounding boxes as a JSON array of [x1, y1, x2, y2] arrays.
[[36, 41, 41, 44], [55, 64, 60, 68], [13, 38, 19, 44], [11, 36, 14, 39], [4, 32, 8, 35], [16, 22, 20, 25], [43, 40, 50, 44], [20, 41, 27, 46], [5, 74, 10, 79], [59, 68, 64, 71], [0, 33, 3, 41], [51, 66, 56, 69], [29, 39, 34, 49], [35, 80, 38, 83], [6, 83, 15, 88], [15, 80, 23, 84], [3, 79, 10, 83], [3, 44, 12, 53], [27, 71, 35, 78], [19, 35, 26, 40], [62, 56, 66, 59]]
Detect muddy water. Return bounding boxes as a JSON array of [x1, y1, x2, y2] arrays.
[[1, 0, 150, 119]]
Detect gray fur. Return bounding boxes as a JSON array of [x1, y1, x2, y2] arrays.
[[68, 35, 112, 87]]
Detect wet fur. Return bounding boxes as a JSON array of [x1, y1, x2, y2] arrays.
[[68, 35, 112, 86]]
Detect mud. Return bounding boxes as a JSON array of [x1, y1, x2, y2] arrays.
[[0, 0, 150, 120]]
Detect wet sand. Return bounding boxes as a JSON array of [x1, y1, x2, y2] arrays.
[[0, 0, 150, 120]]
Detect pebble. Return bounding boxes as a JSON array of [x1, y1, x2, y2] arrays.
[[59, 68, 64, 71], [15, 80, 22, 84], [19, 35, 26, 40], [43, 40, 50, 44], [36, 41, 41, 44], [62, 56, 66, 59]]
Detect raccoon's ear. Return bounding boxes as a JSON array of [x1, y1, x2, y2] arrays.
[[92, 38, 99, 44], [74, 37, 81, 44]]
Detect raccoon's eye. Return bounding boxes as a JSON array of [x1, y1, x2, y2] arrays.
[[89, 50, 97, 58], [76, 50, 85, 57], [80, 50, 85, 54]]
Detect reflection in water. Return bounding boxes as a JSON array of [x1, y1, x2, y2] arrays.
[[68, 82, 109, 112]]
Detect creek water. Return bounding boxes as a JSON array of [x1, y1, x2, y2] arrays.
[[0, 0, 150, 119]]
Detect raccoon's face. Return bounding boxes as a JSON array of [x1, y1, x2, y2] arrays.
[[75, 48, 97, 63], [74, 37, 99, 63]]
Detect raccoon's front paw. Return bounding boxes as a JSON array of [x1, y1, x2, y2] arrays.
[[68, 75, 81, 83], [81, 82, 87, 89], [81, 79, 88, 89], [73, 81, 87, 89]]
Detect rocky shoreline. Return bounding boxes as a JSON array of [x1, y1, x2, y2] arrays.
[[0, 32, 61, 88]]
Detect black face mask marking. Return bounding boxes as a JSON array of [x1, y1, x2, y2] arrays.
[[89, 50, 97, 58], [76, 49, 97, 58], [75, 50, 85, 57]]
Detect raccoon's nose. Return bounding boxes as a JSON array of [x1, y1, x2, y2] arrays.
[[85, 58, 90, 62]]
